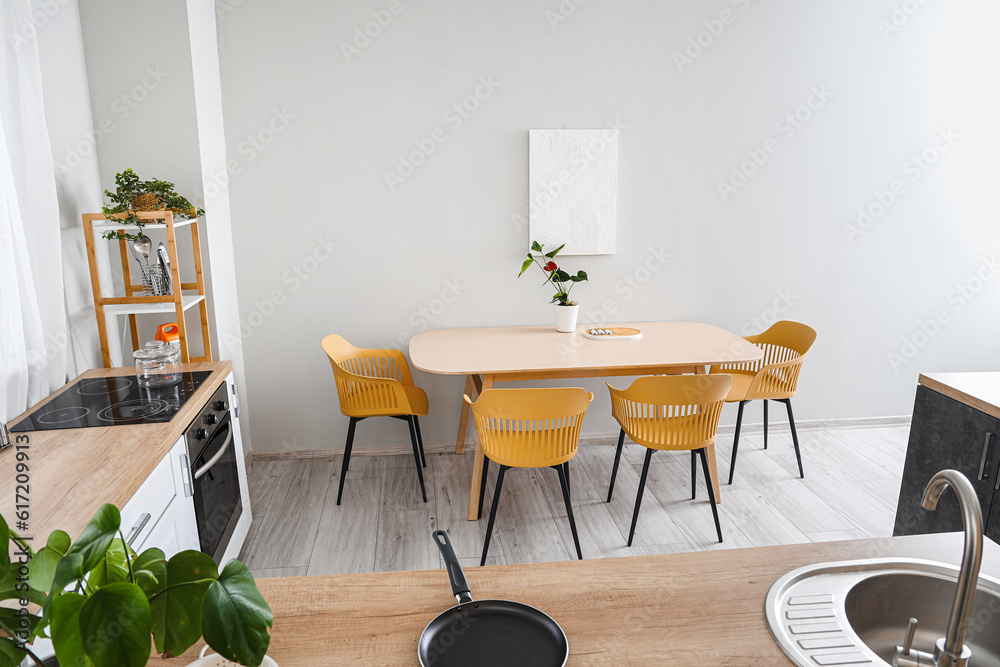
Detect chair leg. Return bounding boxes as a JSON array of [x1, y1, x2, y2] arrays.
[[607, 429, 626, 503], [413, 415, 426, 468], [481, 465, 507, 565], [406, 416, 427, 502], [784, 399, 805, 478], [336, 417, 359, 506], [728, 401, 747, 485], [628, 449, 654, 547], [557, 463, 583, 560], [699, 448, 724, 543], [691, 450, 698, 500], [478, 455, 490, 520], [763, 400, 768, 450]]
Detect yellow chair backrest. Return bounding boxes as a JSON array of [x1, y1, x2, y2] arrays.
[[608, 374, 733, 451], [465, 388, 594, 468], [321, 334, 413, 417], [712, 320, 817, 399]]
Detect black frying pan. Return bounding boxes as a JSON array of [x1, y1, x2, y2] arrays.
[[418, 530, 569, 667]]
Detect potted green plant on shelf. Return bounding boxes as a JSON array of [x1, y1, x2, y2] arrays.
[[0, 505, 274, 667], [101, 168, 204, 242], [519, 241, 588, 332]]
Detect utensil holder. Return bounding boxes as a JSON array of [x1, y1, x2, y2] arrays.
[[140, 262, 172, 296]]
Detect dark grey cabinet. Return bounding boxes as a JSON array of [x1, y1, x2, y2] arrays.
[[893, 385, 1000, 541]]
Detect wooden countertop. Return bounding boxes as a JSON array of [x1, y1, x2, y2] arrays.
[[1, 361, 231, 541], [162, 533, 999, 666], [920, 372, 1000, 420]]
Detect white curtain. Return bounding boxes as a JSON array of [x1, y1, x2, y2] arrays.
[[0, 0, 70, 421]]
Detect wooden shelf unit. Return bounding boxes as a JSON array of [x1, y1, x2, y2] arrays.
[[83, 209, 213, 367]]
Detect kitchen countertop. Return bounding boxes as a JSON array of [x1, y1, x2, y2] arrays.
[[0, 361, 231, 541], [162, 532, 1000, 666], [920, 372, 1000, 420]]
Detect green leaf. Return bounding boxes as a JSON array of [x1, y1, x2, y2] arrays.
[[530, 240, 543, 252], [29, 531, 71, 593], [0, 639, 26, 667], [0, 515, 9, 573], [0, 608, 40, 645], [47, 530, 71, 553], [575, 270, 588, 281], [50, 592, 94, 667], [543, 243, 565, 258], [148, 551, 219, 657], [79, 583, 151, 667], [202, 560, 273, 666], [518, 258, 533, 277], [133, 548, 166, 597], [53, 504, 120, 591], [87, 537, 130, 589], [552, 269, 571, 283]]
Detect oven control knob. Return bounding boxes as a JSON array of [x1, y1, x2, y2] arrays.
[[204, 414, 217, 425], [214, 401, 228, 412], [195, 428, 208, 440]]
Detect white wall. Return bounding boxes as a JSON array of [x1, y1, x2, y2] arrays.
[[215, 0, 1000, 454]]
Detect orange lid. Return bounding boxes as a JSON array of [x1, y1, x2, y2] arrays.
[[156, 323, 180, 342]]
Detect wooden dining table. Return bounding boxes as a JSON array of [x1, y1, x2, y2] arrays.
[[409, 321, 763, 520]]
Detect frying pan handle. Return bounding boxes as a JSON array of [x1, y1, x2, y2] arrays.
[[433, 530, 473, 604]]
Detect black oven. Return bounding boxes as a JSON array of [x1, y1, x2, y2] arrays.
[[186, 382, 242, 564]]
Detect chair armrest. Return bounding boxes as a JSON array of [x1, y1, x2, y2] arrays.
[[334, 366, 414, 414], [745, 356, 805, 398]]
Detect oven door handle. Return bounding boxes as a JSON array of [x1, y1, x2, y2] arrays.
[[194, 423, 233, 480]]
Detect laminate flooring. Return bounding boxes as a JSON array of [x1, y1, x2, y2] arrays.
[[239, 423, 908, 577]]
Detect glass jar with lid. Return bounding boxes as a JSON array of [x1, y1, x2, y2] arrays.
[[134, 340, 182, 387]]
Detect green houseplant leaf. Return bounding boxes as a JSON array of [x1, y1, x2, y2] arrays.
[[148, 550, 219, 657], [52, 505, 120, 591], [133, 548, 166, 597], [29, 530, 71, 593], [543, 243, 564, 258], [0, 514, 9, 573], [86, 537, 131, 589], [79, 583, 151, 667], [519, 258, 534, 277], [50, 592, 94, 667], [530, 240, 543, 252], [201, 560, 273, 666], [0, 639, 26, 667]]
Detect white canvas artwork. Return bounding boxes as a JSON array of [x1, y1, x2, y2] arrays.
[[528, 129, 619, 255]]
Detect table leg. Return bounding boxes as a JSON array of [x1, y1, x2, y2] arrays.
[[706, 441, 722, 504], [455, 375, 477, 455], [467, 374, 494, 520]]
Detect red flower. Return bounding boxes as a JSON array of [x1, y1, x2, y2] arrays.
[[544, 261, 557, 272]]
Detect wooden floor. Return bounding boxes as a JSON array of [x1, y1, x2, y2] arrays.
[[239, 423, 908, 577]]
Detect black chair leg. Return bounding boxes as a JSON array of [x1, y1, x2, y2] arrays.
[[691, 450, 698, 500], [478, 455, 490, 520], [557, 463, 583, 560], [481, 465, 507, 565], [763, 400, 768, 450], [728, 401, 747, 485], [627, 449, 654, 547], [784, 399, 804, 478], [336, 417, 359, 505], [699, 448, 724, 543], [607, 429, 626, 502], [413, 415, 426, 468], [406, 416, 427, 502]]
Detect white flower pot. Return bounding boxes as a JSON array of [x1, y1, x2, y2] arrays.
[[186, 646, 279, 667], [553, 303, 580, 333]]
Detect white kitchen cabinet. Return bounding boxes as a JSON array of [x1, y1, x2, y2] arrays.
[[121, 436, 199, 557]]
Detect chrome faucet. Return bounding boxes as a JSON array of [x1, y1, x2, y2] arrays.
[[893, 469, 983, 667]]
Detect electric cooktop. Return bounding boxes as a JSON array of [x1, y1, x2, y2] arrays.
[[11, 371, 213, 432]]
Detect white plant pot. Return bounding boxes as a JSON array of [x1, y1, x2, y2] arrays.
[[553, 303, 580, 333], [186, 646, 279, 667]]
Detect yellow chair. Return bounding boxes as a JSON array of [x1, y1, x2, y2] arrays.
[[607, 374, 732, 546], [321, 334, 429, 504], [465, 387, 593, 565], [709, 320, 817, 484]]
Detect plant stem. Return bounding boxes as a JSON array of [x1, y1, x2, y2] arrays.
[[118, 530, 135, 583]]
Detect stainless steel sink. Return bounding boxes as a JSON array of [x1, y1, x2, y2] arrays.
[[765, 559, 1000, 666]]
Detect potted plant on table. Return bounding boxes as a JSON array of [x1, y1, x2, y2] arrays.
[[519, 241, 588, 332], [100, 168, 203, 242], [0, 505, 274, 667]]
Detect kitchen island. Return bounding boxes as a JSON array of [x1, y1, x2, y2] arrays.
[[162, 532, 999, 666]]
